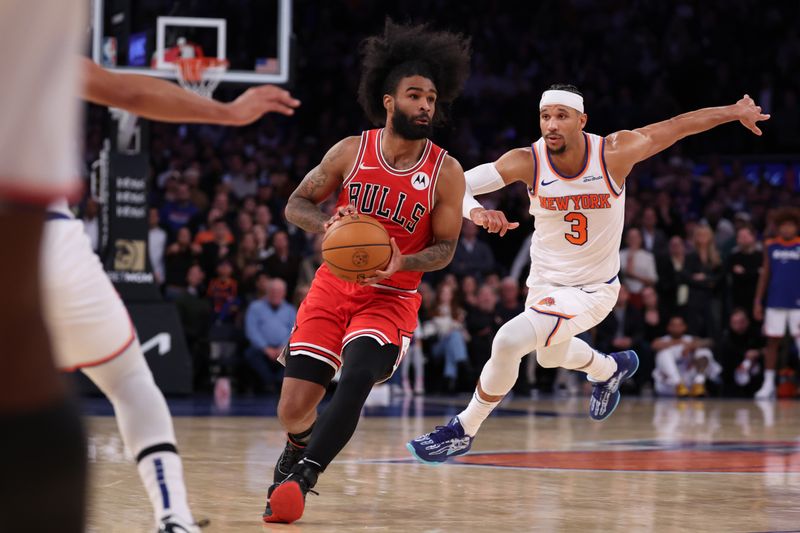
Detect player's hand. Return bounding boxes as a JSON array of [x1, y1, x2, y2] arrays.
[[470, 207, 519, 237], [753, 301, 764, 322], [227, 85, 301, 125], [358, 238, 404, 286], [735, 94, 770, 136], [323, 204, 358, 231]]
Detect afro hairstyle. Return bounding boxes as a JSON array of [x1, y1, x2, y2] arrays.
[[357, 19, 471, 126]]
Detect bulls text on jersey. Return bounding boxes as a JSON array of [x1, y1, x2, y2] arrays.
[[347, 182, 427, 233]]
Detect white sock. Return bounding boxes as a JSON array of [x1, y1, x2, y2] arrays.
[[81, 340, 193, 524], [763, 369, 776, 388], [137, 451, 193, 524], [458, 391, 500, 437], [566, 337, 617, 382]]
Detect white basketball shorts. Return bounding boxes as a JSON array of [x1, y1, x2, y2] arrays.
[[763, 308, 800, 338], [0, 0, 85, 205], [523, 274, 620, 347], [42, 219, 135, 371]]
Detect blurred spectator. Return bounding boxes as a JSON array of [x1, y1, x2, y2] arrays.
[[164, 226, 201, 299], [236, 211, 255, 239], [201, 219, 237, 277], [159, 181, 199, 234], [244, 276, 296, 394], [207, 258, 239, 323], [656, 235, 689, 317], [684, 224, 723, 337], [640, 207, 667, 253], [174, 265, 212, 390], [296, 234, 324, 289], [262, 230, 301, 296], [465, 285, 502, 371], [620, 228, 658, 307], [640, 286, 666, 344], [148, 207, 167, 285], [193, 208, 232, 245], [753, 207, 800, 399], [449, 222, 495, 281], [235, 232, 260, 274], [255, 204, 280, 239], [460, 275, 479, 309], [718, 308, 764, 397], [421, 283, 470, 392], [652, 316, 720, 397], [81, 197, 100, 252], [183, 166, 209, 212], [496, 276, 524, 323], [726, 225, 762, 318]]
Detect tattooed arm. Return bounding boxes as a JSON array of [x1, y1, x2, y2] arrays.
[[361, 156, 465, 284], [284, 136, 360, 233]]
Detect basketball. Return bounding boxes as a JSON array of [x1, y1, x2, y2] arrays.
[[321, 214, 392, 282]]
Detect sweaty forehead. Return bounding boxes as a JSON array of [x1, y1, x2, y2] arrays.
[[540, 104, 577, 115]]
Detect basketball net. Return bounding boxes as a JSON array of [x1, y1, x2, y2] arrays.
[[174, 58, 228, 99]]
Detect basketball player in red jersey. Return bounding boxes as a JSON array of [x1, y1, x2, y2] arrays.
[[262, 21, 471, 524]]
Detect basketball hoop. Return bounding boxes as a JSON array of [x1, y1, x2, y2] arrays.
[[174, 57, 228, 98]]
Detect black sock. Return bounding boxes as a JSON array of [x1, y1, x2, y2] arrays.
[[0, 398, 87, 533], [303, 339, 396, 471], [288, 423, 314, 447]]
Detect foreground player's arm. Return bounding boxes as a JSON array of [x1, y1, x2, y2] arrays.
[[285, 137, 361, 233], [360, 157, 466, 285], [604, 95, 770, 185], [752, 245, 771, 321], [463, 148, 530, 235], [80, 57, 299, 125]]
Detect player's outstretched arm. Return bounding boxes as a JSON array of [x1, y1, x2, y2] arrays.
[[285, 137, 360, 233], [464, 147, 528, 236], [359, 156, 465, 285], [80, 57, 300, 125], [604, 94, 770, 184]]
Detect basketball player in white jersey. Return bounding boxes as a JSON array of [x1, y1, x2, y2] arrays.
[[409, 84, 769, 462], [0, 2, 88, 531], [46, 58, 298, 532]]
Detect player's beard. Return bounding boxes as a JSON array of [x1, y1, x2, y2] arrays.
[[391, 108, 433, 140], [546, 144, 566, 155]]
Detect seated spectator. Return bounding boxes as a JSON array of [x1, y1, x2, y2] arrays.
[[420, 283, 470, 392], [148, 207, 167, 285], [496, 276, 524, 323], [460, 275, 479, 309], [656, 235, 689, 317], [718, 308, 764, 397], [619, 227, 658, 307], [296, 233, 323, 289], [684, 224, 723, 337], [726, 225, 761, 320], [235, 211, 255, 239], [174, 265, 213, 391], [449, 221, 495, 281], [193, 208, 230, 245], [262, 230, 301, 296], [159, 181, 199, 234], [255, 204, 280, 240], [244, 276, 296, 394], [235, 232, 260, 275], [594, 285, 650, 390], [201, 219, 237, 277], [207, 258, 240, 324], [652, 315, 721, 397], [206, 258, 241, 394], [640, 286, 666, 344], [465, 285, 502, 371], [164, 226, 201, 299]]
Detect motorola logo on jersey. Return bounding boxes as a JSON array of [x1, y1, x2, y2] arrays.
[[411, 172, 430, 190], [347, 182, 427, 233]]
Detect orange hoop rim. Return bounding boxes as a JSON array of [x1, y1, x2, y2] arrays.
[[174, 57, 229, 83]]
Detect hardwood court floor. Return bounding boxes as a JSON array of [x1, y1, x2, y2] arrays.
[[84, 396, 800, 532]]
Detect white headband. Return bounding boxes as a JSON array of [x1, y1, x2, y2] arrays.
[[540, 90, 584, 113]]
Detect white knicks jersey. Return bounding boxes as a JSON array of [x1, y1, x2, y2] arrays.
[[527, 132, 625, 287]]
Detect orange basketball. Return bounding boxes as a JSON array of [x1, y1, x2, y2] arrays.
[[321, 214, 392, 282]]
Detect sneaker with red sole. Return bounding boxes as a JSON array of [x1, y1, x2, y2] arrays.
[[262, 460, 319, 524]]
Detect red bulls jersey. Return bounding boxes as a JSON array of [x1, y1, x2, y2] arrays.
[[333, 128, 447, 291]]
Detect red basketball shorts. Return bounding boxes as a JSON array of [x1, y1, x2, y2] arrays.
[[288, 267, 420, 375]]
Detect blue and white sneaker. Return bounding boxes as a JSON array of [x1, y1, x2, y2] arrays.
[[589, 350, 639, 421], [406, 417, 473, 464]]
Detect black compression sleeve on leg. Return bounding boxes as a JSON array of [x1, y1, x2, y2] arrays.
[[0, 398, 87, 533], [302, 338, 397, 471]]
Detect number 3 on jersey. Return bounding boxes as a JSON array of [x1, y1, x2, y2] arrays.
[[564, 212, 588, 245]]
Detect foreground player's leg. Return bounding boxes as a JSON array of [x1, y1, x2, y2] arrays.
[[0, 208, 87, 533], [81, 339, 200, 531], [266, 338, 397, 524]]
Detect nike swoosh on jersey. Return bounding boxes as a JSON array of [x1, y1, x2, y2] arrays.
[[359, 163, 380, 170], [541, 179, 558, 186]]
